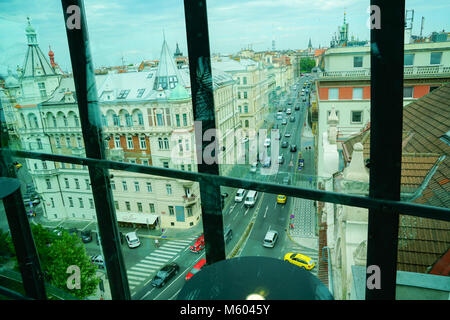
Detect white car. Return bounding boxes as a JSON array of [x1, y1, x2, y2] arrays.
[[235, 189, 247, 202], [264, 138, 271, 147], [125, 232, 141, 248], [242, 137, 249, 144], [286, 108, 291, 115]]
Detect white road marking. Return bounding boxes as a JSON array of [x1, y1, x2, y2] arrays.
[[150, 253, 174, 259], [127, 275, 146, 281], [132, 266, 157, 272], [138, 261, 164, 267], [143, 256, 169, 262], [159, 247, 182, 253], [264, 205, 268, 218], [128, 270, 149, 277]]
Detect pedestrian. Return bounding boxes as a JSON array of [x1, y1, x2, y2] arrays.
[[290, 223, 294, 229], [309, 177, 312, 185]]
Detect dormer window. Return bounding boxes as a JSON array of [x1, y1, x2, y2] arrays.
[[137, 88, 145, 98], [117, 89, 130, 99]]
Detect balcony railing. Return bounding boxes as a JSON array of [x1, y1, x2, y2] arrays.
[[182, 194, 197, 204], [319, 65, 450, 79]]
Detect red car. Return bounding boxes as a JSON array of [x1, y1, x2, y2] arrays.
[[189, 234, 205, 253], [185, 258, 207, 281]]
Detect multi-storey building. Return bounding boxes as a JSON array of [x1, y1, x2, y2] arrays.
[[316, 35, 450, 182], [13, 20, 238, 230], [212, 56, 271, 139]]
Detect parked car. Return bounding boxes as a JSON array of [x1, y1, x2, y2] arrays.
[[278, 155, 285, 164], [284, 133, 291, 138], [286, 108, 292, 115], [290, 144, 297, 152], [125, 231, 141, 248], [284, 253, 315, 270], [190, 234, 205, 253], [151, 263, 180, 288], [91, 255, 105, 269], [81, 230, 92, 243], [185, 259, 207, 281], [282, 119, 287, 125]]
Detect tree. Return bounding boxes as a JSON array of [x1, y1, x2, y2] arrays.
[[6, 224, 100, 300], [300, 58, 316, 73]]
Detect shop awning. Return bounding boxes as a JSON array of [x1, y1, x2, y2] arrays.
[[116, 212, 158, 225]]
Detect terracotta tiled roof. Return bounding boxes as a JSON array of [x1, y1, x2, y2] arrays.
[[340, 83, 450, 275]]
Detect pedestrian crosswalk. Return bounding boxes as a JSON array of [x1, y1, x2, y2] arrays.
[[127, 236, 197, 290]]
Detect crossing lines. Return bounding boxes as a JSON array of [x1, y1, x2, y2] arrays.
[[127, 236, 197, 291]]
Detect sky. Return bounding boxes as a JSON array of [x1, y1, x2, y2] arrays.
[[0, 0, 449, 75]]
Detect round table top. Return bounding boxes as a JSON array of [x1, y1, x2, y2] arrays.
[[0, 177, 21, 200], [177, 256, 333, 300]]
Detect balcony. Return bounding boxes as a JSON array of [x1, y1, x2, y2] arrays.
[[319, 65, 450, 80], [103, 125, 145, 134], [182, 194, 197, 204], [45, 126, 81, 134], [33, 168, 58, 176]]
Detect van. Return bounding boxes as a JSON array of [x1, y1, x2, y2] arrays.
[[235, 189, 246, 202], [224, 228, 233, 244], [263, 230, 278, 248], [244, 190, 258, 208]]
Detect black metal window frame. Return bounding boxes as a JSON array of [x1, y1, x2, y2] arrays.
[[0, 0, 449, 300]]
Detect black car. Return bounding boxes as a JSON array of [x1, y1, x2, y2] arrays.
[[295, 105, 300, 110], [151, 263, 180, 288], [290, 144, 297, 152], [281, 141, 289, 148], [290, 116, 295, 122], [81, 230, 92, 243]]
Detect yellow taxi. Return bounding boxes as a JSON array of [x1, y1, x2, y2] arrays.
[[284, 252, 315, 270], [277, 195, 287, 204]]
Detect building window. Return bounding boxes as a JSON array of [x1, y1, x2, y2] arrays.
[[403, 86, 414, 98], [117, 89, 130, 99], [244, 105, 248, 113], [429, 86, 440, 92], [114, 136, 121, 148], [55, 137, 61, 148], [137, 113, 144, 125], [156, 113, 164, 126], [111, 180, 116, 190], [64, 178, 69, 189], [127, 136, 133, 149], [243, 77, 247, 85], [178, 139, 183, 152], [75, 178, 80, 189], [122, 181, 128, 191], [353, 88, 363, 100], [85, 179, 90, 189], [176, 114, 181, 127], [139, 136, 146, 149], [143, 160, 149, 165], [238, 92, 241, 99], [134, 181, 140, 192], [42, 161, 47, 169], [404, 54, 414, 66], [149, 203, 155, 213], [125, 114, 133, 127], [146, 182, 152, 192], [353, 56, 363, 68], [329, 88, 339, 100], [38, 82, 47, 98], [125, 201, 131, 211], [166, 184, 172, 195], [79, 198, 84, 208], [168, 206, 174, 216], [76, 136, 82, 148], [188, 164, 192, 171], [66, 137, 71, 148], [74, 116, 79, 127], [114, 201, 119, 210], [113, 114, 120, 126], [101, 114, 107, 127], [89, 198, 94, 209], [163, 137, 169, 149], [36, 138, 43, 150], [63, 116, 68, 127], [430, 52, 442, 65], [187, 207, 193, 217], [68, 197, 74, 207], [45, 178, 51, 189], [351, 111, 363, 124], [137, 88, 145, 98], [238, 106, 242, 113], [50, 197, 55, 208], [137, 202, 143, 212], [182, 114, 188, 126], [163, 161, 169, 168], [185, 139, 190, 152], [158, 137, 163, 149], [243, 91, 248, 99]]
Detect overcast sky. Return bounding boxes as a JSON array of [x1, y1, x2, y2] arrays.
[[1, 0, 449, 75]]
